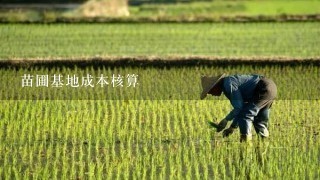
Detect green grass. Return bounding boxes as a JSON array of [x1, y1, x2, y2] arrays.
[[131, 0, 320, 17], [1, 0, 320, 23], [1, 23, 320, 59], [0, 64, 319, 179]]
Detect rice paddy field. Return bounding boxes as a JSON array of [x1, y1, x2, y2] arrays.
[[0, 22, 320, 179], [1, 22, 320, 59]]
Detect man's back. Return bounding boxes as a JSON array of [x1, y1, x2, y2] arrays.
[[222, 74, 262, 102]]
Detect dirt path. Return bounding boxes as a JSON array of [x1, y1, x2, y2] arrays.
[[1, 56, 320, 69]]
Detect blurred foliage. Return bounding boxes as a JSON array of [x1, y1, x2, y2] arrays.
[[0, 0, 211, 4], [1, 0, 320, 23], [0, 0, 85, 3]]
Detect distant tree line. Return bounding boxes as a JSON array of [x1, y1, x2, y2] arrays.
[[0, 0, 212, 4]]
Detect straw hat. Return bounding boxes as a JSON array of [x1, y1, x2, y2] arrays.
[[200, 73, 226, 100]]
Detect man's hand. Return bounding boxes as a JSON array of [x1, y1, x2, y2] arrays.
[[223, 127, 236, 137], [216, 119, 228, 132]]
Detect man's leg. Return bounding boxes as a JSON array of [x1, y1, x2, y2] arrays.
[[252, 78, 276, 139], [236, 103, 260, 141], [253, 107, 270, 138], [237, 77, 277, 142]]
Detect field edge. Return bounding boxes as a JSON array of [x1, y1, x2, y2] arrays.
[[1, 56, 320, 68]]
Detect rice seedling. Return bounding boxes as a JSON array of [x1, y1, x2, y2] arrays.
[[0, 64, 319, 179], [0, 23, 319, 59]]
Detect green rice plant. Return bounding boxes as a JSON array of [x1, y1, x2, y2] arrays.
[[0, 23, 320, 59], [0, 64, 319, 179]]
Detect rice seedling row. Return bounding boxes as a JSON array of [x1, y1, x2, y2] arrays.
[[0, 64, 319, 179], [1, 23, 320, 59]]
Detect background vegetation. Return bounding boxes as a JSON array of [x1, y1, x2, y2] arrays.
[[1, 0, 320, 22]]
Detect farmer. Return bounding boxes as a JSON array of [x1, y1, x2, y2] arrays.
[[200, 74, 277, 142]]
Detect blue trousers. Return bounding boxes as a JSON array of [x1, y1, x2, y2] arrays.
[[235, 78, 277, 137]]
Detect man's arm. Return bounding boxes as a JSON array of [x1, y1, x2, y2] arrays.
[[224, 91, 243, 127], [223, 77, 243, 126], [221, 89, 243, 137]]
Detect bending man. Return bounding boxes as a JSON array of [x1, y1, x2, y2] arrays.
[[200, 74, 277, 142]]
